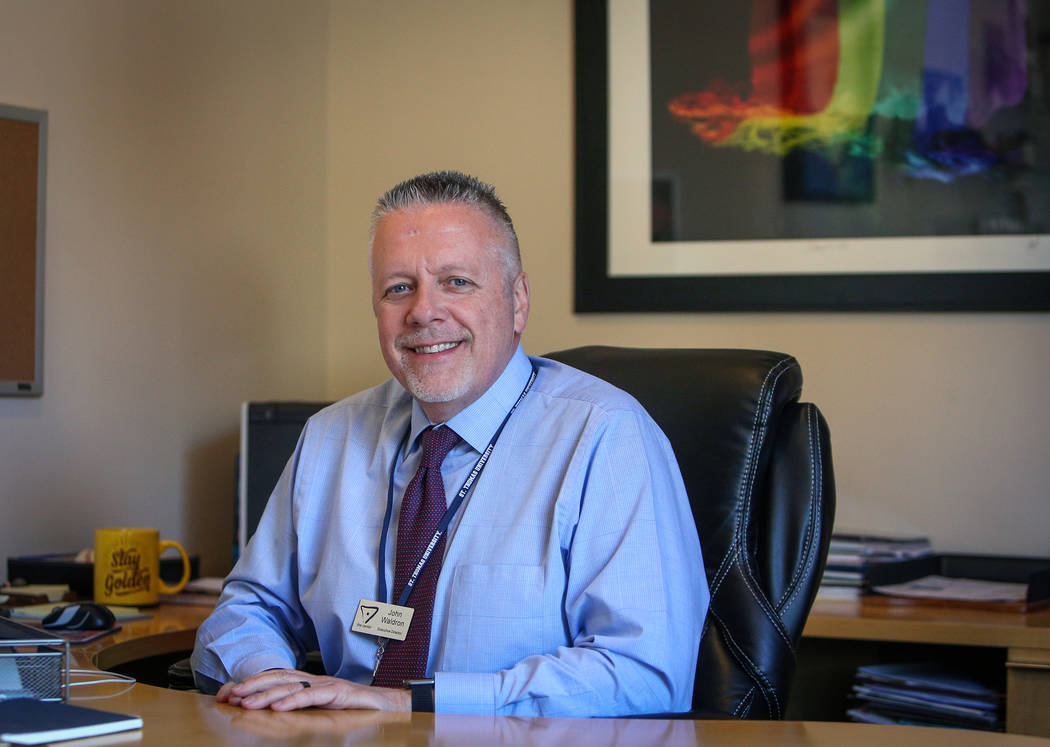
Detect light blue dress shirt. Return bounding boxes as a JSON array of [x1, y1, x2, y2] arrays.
[[191, 346, 708, 716]]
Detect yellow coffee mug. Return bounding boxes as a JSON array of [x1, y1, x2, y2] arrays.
[[93, 528, 190, 606]]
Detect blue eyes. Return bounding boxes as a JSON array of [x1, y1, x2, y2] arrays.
[[386, 278, 471, 296]]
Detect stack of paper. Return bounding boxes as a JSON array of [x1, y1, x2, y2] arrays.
[[0, 585, 72, 607], [847, 663, 1002, 731], [818, 531, 932, 599], [870, 576, 1028, 604]]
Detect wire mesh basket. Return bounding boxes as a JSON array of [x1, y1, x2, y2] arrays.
[[0, 616, 69, 702]]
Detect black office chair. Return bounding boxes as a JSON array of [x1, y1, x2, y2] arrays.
[[544, 347, 835, 719]]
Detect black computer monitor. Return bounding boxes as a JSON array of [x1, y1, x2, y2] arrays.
[[237, 401, 330, 561]]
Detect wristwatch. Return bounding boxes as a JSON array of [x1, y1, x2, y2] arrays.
[[404, 678, 435, 712]]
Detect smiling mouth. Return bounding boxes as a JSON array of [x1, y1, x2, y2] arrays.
[[411, 341, 460, 354]]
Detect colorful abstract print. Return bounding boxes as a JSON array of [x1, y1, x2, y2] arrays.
[[668, 0, 1028, 182]]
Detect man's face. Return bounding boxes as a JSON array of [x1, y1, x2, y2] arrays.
[[371, 202, 529, 422]]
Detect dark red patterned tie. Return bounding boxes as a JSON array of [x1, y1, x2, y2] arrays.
[[373, 425, 460, 688]]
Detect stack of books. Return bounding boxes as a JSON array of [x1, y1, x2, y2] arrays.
[[818, 530, 932, 599], [847, 663, 1002, 731]]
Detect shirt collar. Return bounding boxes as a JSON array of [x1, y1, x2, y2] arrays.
[[409, 344, 532, 454]]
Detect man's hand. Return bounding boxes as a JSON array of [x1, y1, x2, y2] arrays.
[[216, 669, 411, 712]]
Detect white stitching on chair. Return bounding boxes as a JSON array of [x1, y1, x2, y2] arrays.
[[783, 407, 824, 615], [729, 357, 797, 648], [713, 610, 774, 719], [776, 405, 821, 613], [733, 687, 756, 718], [737, 553, 794, 651], [736, 357, 795, 560], [709, 359, 786, 596], [711, 355, 795, 598], [711, 608, 783, 719]]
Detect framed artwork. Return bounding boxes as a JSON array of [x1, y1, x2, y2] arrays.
[[575, 0, 1050, 311], [1, 104, 47, 395]]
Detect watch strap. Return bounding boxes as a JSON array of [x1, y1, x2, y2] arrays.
[[404, 678, 435, 712]]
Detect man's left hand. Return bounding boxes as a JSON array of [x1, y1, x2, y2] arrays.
[[216, 668, 411, 712]]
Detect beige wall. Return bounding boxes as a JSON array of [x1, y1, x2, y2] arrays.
[[1, 1, 1047, 579], [0, 1, 329, 575], [326, 0, 1050, 558]]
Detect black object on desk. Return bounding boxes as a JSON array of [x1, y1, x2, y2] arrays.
[[866, 553, 1050, 611], [0, 698, 142, 744], [7, 553, 200, 599], [41, 602, 116, 631], [238, 401, 330, 559]]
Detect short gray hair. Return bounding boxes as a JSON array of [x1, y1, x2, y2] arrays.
[[370, 170, 522, 282]]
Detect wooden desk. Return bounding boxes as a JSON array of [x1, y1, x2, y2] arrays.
[[803, 598, 1050, 736], [73, 602, 211, 673], [58, 602, 1050, 745], [68, 691, 1050, 746]]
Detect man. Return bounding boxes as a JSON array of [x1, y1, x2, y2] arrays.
[[191, 171, 707, 716]]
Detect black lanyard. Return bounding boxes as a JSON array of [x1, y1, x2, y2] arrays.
[[376, 363, 537, 607]]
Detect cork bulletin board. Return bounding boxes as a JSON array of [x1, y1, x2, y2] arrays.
[[1, 104, 47, 396]]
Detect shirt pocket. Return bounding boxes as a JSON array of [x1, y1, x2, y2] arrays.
[[443, 564, 547, 672]]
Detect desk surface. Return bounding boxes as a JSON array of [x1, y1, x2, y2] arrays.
[[77, 597, 1050, 669], [806, 598, 1050, 649], [57, 600, 1050, 746], [72, 688, 1050, 746]]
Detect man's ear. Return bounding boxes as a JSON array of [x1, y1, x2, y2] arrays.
[[512, 272, 530, 335]]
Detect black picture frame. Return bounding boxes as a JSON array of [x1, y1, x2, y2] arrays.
[[574, 0, 1050, 312]]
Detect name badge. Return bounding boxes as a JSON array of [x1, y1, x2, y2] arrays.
[[351, 599, 414, 641]]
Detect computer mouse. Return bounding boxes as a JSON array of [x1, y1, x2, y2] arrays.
[[41, 602, 116, 631]]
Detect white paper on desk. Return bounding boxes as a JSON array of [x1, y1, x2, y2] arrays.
[[871, 575, 1027, 602], [183, 577, 225, 594]]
